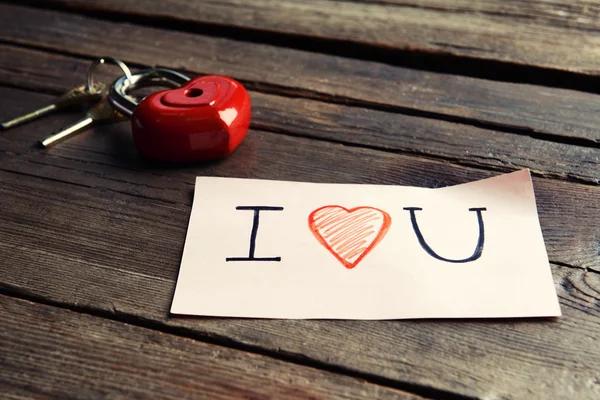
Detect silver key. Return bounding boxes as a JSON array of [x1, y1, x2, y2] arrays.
[[1, 82, 105, 130], [39, 100, 126, 148]]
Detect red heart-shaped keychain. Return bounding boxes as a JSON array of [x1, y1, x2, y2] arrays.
[[109, 69, 251, 162]]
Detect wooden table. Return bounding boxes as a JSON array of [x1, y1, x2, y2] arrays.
[[1, 1, 599, 399]]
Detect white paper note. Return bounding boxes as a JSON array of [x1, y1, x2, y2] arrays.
[[171, 169, 561, 319]]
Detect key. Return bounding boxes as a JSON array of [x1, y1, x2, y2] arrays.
[[1, 82, 105, 131], [39, 99, 126, 148]]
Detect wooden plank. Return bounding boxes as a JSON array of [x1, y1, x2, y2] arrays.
[[1, 172, 599, 400], [1, 88, 599, 399], [0, 295, 420, 400], [372, 0, 600, 30], [0, 86, 598, 271], [3, 45, 600, 185], [1, 4, 600, 146], [1, 45, 599, 186], [33, 0, 600, 75], [0, 86, 599, 271]]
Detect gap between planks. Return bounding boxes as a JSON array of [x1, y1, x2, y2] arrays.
[[11, 0, 600, 93], [0, 293, 428, 400], [10, 37, 598, 152], [1, 84, 599, 273], [0, 4, 596, 398], [0, 162, 596, 276], [0, 286, 474, 400], [1, 152, 598, 398], [1, 112, 599, 273], [0, 47, 599, 187], [0, 4, 600, 149]]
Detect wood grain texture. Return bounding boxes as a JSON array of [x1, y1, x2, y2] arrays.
[[1, 45, 598, 186], [1, 172, 598, 400], [1, 87, 599, 399], [2, 3, 600, 146], [0, 86, 598, 272], [1, 4, 599, 399], [0, 295, 420, 400], [32, 0, 600, 74]]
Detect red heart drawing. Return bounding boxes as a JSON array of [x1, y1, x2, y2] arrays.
[[308, 206, 392, 269]]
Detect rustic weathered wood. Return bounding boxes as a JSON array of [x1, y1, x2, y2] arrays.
[[1, 86, 598, 271], [0, 295, 421, 400], [2, 2, 600, 399], [1, 171, 598, 400], [31, 0, 600, 75], [1, 45, 599, 185], [1, 87, 599, 399], [2, 4, 600, 146]]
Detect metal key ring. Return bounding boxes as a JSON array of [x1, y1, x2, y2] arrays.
[[87, 57, 133, 94], [108, 68, 191, 117]]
